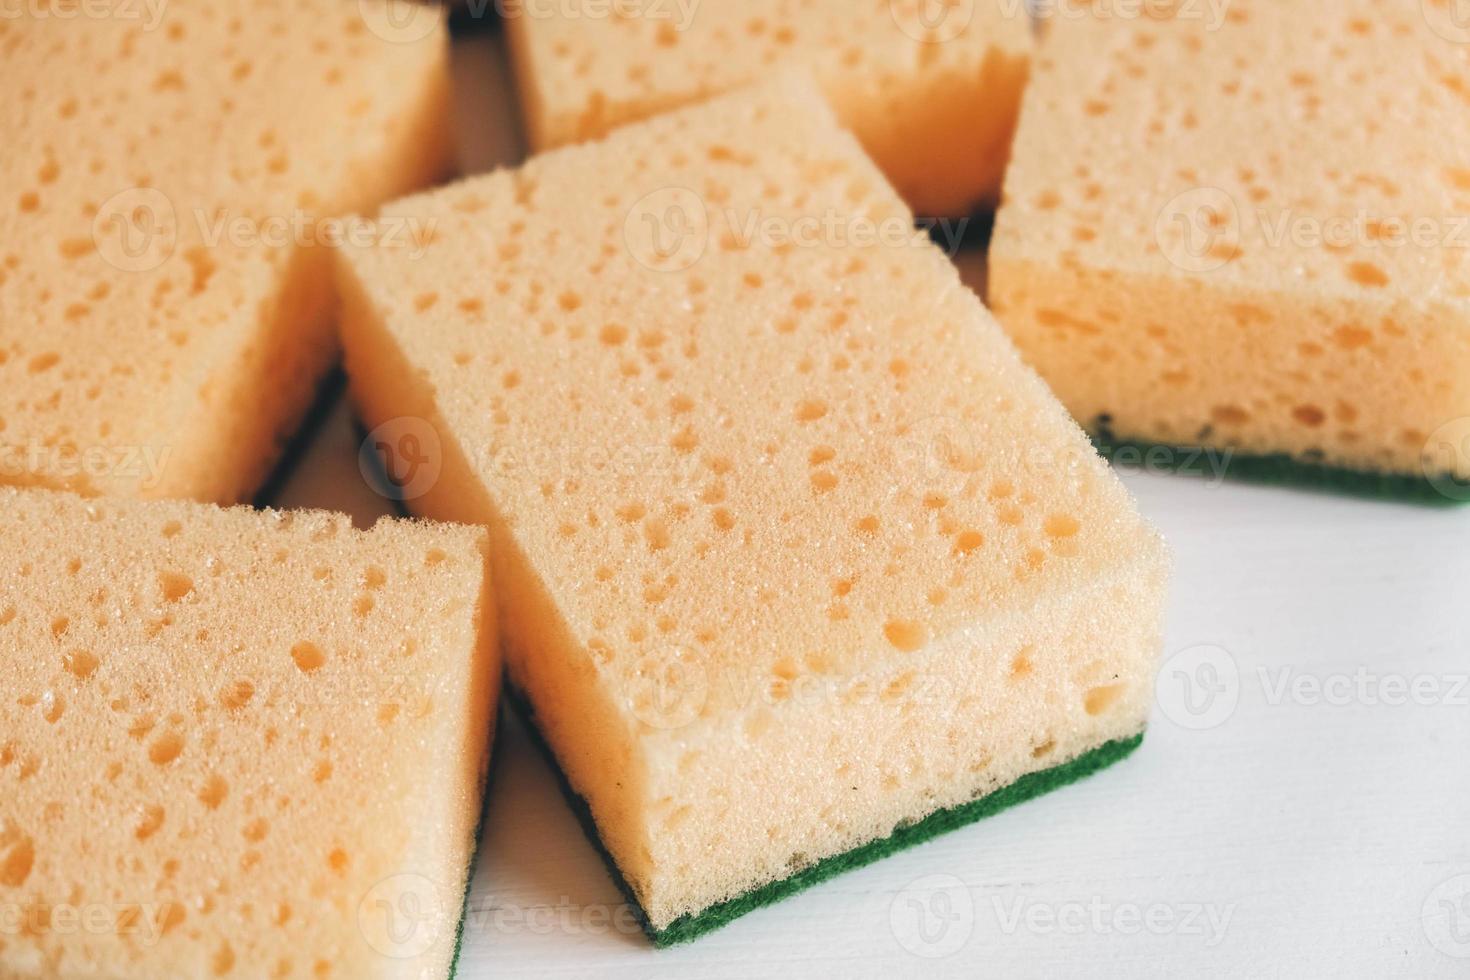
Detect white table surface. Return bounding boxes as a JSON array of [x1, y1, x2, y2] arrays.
[[268, 24, 1470, 979]]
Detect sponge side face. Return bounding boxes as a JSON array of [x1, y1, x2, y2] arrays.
[[339, 76, 1167, 932], [0, 488, 497, 979], [0, 2, 453, 504], [504, 0, 1032, 215], [990, 2, 1470, 491]]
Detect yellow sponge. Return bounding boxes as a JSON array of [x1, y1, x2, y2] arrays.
[[0, 2, 453, 504], [990, 1, 1470, 490], [338, 75, 1168, 934], [504, 0, 1032, 215], [0, 486, 497, 979]]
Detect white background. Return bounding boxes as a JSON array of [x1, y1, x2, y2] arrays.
[[270, 24, 1470, 979]]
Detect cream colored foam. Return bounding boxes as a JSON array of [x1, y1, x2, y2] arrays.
[[0, 2, 453, 504], [0, 487, 497, 979], [503, 0, 1032, 216], [990, 1, 1470, 481], [337, 75, 1168, 931]]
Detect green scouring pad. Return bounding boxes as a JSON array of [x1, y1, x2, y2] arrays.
[[1091, 422, 1468, 506], [508, 689, 1145, 948], [448, 711, 505, 978]]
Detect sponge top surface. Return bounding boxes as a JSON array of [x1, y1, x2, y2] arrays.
[[508, 0, 1031, 145], [345, 75, 1157, 725], [0, 487, 487, 975], [0, 2, 445, 493], [998, 0, 1470, 305]]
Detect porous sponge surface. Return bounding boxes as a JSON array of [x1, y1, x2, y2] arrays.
[[990, 0, 1470, 488], [339, 75, 1168, 933], [0, 487, 498, 979], [0, 2, 453, 504], [504, 0, 1031, 215], [511, 688, 1144, 947]]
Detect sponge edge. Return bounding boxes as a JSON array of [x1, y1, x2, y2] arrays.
[[989, 3, 1470, 489], [509, 687, 1144, 947], [337, 73, 1168, 938], [0, 487, 498, 978], [1091, 425, 1470, 507], [503, 0, 1032, 215]]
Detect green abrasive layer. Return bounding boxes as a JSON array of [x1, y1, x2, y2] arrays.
[[1091, 424, 1467, 506], [509, 688, 1145, 948], [447, 710, 504, 979]]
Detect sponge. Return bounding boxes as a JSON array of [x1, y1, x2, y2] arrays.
[[503, 0, 1032, 215], [337, 75, 1169, 939], [989, 1, 1470, 500], [0, 487, 498, 978], [0, 1, 454, 504]]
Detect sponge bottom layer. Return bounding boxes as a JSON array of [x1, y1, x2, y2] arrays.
[[509, 689, 1145, 947], [1092, 424, 1467, 507]]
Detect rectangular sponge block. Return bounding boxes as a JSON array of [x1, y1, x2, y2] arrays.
[[0, 2, 454, 504], [990, 1, 1470, 498], [503, 0, 1032, 216], [0, 487, 498, 978], [337, 75, 1168, 940]]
